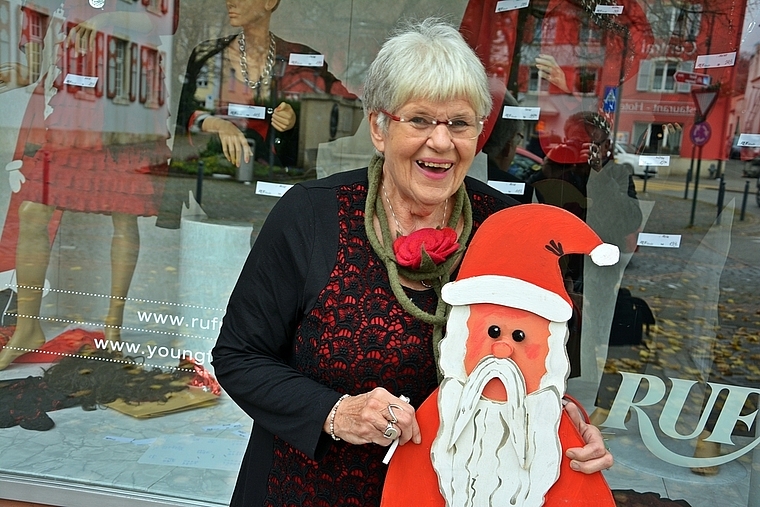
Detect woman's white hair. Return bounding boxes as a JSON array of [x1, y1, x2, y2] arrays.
[[362, 18, 492, 132]]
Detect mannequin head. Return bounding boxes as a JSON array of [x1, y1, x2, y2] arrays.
[[225, 0, 281, 28]]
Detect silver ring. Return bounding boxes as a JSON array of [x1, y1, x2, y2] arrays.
[[383, 421, 399, 440], [387, 404, 403, 424]]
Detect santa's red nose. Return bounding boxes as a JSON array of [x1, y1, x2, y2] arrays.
[[491, 341, 513, 359]]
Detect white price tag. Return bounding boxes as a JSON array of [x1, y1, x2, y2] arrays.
[[488, 181, 526, 195], [104, 436, 135, 443], [132, 438, 157, 445], [64, 73, 98, 87], [594, 5, 624, 14], [289, 53, 324, 67], [737, 133, 760, 148], [637, 233, 681, 248], [502, 106, 540, 121], [228, 104, 266, 119], [256, 181, 293, 198], [203, 423, 243, 432], [495, 0, 530, 12], [695, 52, 736, 69], [638, 155, 670, 166]]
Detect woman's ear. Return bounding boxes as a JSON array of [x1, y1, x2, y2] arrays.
[[266, 0, 280, 12], [368, 112, 385, 154]]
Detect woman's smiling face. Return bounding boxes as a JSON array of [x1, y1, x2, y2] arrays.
[[370, 98, 479, 211]]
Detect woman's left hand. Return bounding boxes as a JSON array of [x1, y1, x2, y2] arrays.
[[563, 401, 613, 473], [271, 102, 296, 132]]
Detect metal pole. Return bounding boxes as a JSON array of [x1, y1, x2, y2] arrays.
[[716, 174, 725, 225], [196, 159, 204, 206], [689, 146, 703, 227], [685, 145, 696, 199], [740, 180, 749, 221], [643, 167, 650, 192]]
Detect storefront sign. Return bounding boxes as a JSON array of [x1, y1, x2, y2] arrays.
[[607, 373, 760, 467], [619, 101, 697, 116]]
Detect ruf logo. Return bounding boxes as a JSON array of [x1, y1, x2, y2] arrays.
[[605, 372, 760, 467]]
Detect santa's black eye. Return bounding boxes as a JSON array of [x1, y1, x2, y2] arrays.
[[512, 330, 526, 342], [488, 325, 501, 338]]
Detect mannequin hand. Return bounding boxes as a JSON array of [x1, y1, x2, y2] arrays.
[[564, 401, 614, 473], [6, 160, 25, 193], [202, 116, 252, 167], [327, 388, 420, 447], [535, 54, 570, 93], [271, 102, 296, 132]]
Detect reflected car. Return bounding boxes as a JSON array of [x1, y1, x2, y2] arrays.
[[614, 143, 657, 179], [508, 147, 543, 181]]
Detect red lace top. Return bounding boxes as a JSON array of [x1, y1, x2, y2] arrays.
[[212, 169, 513, 507]]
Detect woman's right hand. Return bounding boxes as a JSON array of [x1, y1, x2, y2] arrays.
[[201, 116, 252, 167], [327, 388, 421, 447]]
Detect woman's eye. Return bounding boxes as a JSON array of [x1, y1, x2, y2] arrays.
[[408, 116, 432, 127], [488, 325, 501, 338], [449, 118, 471, 128], [512, 330, 526, 342]]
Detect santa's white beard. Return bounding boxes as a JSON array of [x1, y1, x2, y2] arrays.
[[431, 356, 564, 507]]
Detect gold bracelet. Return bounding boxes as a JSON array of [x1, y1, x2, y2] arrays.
[[329, 394, 350, 441]]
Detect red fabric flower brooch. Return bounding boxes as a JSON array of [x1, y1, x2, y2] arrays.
[[392, 227, 459, 270]]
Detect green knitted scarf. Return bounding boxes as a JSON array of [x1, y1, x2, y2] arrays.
[[364, 154, 472, 370]]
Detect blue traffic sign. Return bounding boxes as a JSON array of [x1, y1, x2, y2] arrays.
[[603, 86, 617, 113], [690, 122, 711, 147]]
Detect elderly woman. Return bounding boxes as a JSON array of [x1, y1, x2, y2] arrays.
[[212, 19, 612, 507]]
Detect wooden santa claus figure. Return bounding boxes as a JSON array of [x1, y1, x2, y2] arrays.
[[382, 203, 619, 507]]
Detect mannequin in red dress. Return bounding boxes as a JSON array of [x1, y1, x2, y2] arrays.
[[0, 1, 175, 369]]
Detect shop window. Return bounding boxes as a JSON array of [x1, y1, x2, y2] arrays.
[[0, 2, 8, 78], [534, 15, 557, 45], [649, 2, 703, 42], [674, 3, 702, 41], [24, 7, 44, 82], [637, 59, 695, 93], [575, 66, 598, 94], [528, 67, 549, 94], [139, 45, 161, 107], [653, 60, 678, 91], [579, 21, 602, 44], [107, 36, 131, 101]]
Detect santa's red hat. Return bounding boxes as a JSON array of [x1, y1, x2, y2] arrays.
[[442, 204, 619, 322]]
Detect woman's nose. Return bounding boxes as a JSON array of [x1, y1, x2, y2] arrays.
[[426, 123, 454, 150], [491, 341, 514, 359]]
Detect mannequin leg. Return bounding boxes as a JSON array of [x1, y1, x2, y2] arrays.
[[104, 213, 139, 342], [0, 201, 56, 370]]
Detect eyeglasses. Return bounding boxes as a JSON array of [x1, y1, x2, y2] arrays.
[[380, 109, 485, 140]]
